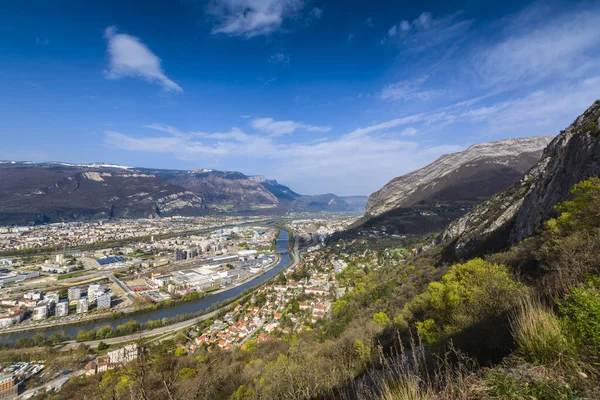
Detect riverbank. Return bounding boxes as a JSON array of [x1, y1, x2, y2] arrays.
[[0, 252, 282, 335], [0, 230, 298, 346]]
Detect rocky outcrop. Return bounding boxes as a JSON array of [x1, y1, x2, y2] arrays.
[[366, 136, 553, 217], [438, 100, 600, 259]]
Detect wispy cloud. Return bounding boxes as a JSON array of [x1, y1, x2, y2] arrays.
[[269, 52, 290, 65], [384, 11, 473, 52], [310, 7, 323, 20], [250, 117, 331, 136], [35, 37, 49, 46], [104, 121, 461, 194], [473, 4, 600, 88], [381, 75, 443, 102], [103, 26, 182, 93], [207, 0, 304, 37]]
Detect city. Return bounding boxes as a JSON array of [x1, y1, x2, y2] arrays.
[[2, 0, 600, 399]]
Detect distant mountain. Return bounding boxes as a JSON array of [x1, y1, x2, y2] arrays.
[[0, 162, 207, 225], [438, 100, 600, 259], [340, 196, 368, 211], [0, 162, 352, 225], [366, 136, 553, 217]]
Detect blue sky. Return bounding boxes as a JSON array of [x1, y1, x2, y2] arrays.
[[1, 0, 600, 195]]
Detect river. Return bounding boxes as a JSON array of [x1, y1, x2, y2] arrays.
[[0, 230, 291, 345]]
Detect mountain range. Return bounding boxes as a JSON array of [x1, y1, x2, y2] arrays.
[[0, 162, 367, 225], [438, 100, 600, 259], [338, 136, 552, 238]]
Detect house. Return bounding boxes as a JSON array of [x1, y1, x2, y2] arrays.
[[107, 343, 140, 365]]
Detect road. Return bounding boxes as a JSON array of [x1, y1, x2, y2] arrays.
[[106, 272, 135, 302], [78, 232, 301, 348], [18, 369, 85, 399]]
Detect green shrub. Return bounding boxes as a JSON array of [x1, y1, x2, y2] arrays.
[[559, 278, 600, 355], [414, 258, 526, 344], [373, 311, 390, 325]]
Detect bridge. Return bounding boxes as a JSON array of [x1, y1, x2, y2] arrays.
[[278, 250, 289, 255]]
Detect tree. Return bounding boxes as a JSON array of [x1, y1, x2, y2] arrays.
[[415, 258, 526, 344], [372, 312, 390, 325], [97, 341, 109, 351]]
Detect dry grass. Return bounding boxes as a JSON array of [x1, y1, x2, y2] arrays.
[[510, 297, 575, 369]]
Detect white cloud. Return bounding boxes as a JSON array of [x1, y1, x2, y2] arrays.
[[103, 122, 462, 195], [415, 12, 432, 29], [269, 52, 290, 65], [103, 26, 182, 93], [400, 127, 418, 136], [208, 0, 304, 38], [385, 11, 473, 52], [473, 5, 600, 87], [310, 7, 323, 20], [387, 25, 397, 37], [250, 117, 331, 136], [35, 37, 49, 46], [380, 75, 443, 102]]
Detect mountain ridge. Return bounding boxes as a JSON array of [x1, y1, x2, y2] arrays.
[[366, 136, 553, 217], [437, 100, 600, 259], [0, 162, 355, 225]]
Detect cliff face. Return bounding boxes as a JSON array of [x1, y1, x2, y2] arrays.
[[155, 170, 280, 211], [366, 136, 553, 217], [438, 100, 600, 259]]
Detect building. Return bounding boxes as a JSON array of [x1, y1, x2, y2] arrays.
[[0, 310, 24, 328], [77, 298, 89, 314], [0, 270, 39, 286], [41, 264, 76, 274], [87, 284, 103, 303], [96, 292, 111, 310], [68, 286, 82, 301], [45, 291, 60, 305], [55, 300, 69, 317], [55, 254, 65, 264], [153, 275, 170, 287], [23, 290, 44, 301], [107, 343, 140, 364], [0, 375, 17, 400], [33, 304, 48, 321]]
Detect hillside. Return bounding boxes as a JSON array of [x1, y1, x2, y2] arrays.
[[438, 100, 600, 259], [366, 136, 553, 217], [0, 163, 207, 225]]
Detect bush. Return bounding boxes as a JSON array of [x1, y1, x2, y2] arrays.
[[538, 178, 600, 293], [510, 297, 575, 367], [414, 258, 526, 345], [559, 278, 600, 357], [372, 312, 390, 325]]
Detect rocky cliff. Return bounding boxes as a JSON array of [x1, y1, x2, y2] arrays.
[[438, 100, 600, 259], [366, 136, 553, 217]]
